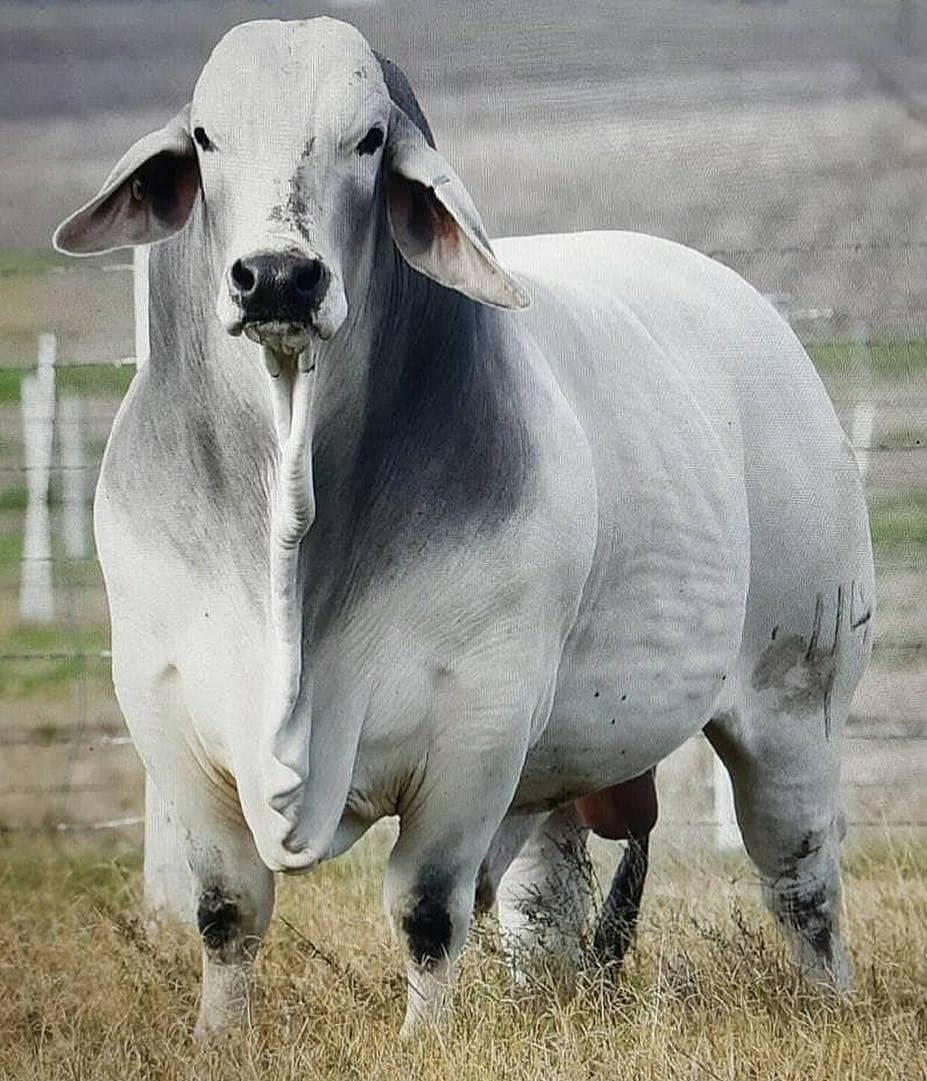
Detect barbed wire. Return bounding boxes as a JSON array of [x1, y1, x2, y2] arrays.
[[3, 263, 927, 841], [7, 236, 927, 284]]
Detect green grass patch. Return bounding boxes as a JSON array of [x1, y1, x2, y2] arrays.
[[0, 531, 22, 565], [57, 364, 134, 398], [809, 340, 927, 377], [870, 491, 927, 548], [0, 623, 110, 699], [0, 247, 127, 278], [0, 363, 134, 403], [0, 368, 22, 403], [0, 487, 27, 512], [0, 248, 71, 277], [0, 835, 141, 901]]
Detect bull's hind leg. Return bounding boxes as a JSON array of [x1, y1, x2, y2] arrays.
[[705, 664, 855, 991], [494, 806, 594, 983]]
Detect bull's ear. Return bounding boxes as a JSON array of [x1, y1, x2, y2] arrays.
[[53, 106, 198, 255], [385, 104, 530, 310]]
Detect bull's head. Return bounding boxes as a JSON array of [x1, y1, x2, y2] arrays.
[[53, 17, 528, 363]]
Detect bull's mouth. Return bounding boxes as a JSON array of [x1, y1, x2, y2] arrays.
[[242, 320, 318, 362]]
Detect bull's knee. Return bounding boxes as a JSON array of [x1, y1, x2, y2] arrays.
[[399, 868, 455, 969], [197, 886, 247, 957], [194, 880, 271, 1039]]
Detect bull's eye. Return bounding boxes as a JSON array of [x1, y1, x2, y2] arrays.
[[356, 126, 385, 156], [193, 126, 213, 152], [130, 176, 144, 202]]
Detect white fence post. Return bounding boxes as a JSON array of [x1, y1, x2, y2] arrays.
[[851, 402, 875, 483], [19, 333, 57, 623], [60, 396, 91, 559], [712, 754, 740, 851], [134, 246, 150, 366]]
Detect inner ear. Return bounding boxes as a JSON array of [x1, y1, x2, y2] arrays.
[[84, 151, 199, 246], [132, 151, 200, 227], [54, 109, 199, 257], [389, 177, 458, 259]]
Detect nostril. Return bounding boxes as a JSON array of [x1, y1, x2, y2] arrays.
[[294, 261, 323, 296], [230, 259, 256, 295]]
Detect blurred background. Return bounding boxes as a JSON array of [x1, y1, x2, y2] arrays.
[[1, 0, 925, 848]]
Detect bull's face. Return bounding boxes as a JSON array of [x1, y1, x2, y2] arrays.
[[194, 20, 388, 353], [54, 18, 528, 365]]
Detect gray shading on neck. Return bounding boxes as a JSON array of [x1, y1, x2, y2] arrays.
[[373, 50, 436, 148]]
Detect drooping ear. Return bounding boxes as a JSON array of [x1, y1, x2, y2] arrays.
[[385, 104, 530, 310], [53, 106, 198, 255]]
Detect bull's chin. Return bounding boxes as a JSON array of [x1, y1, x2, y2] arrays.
[[241, 321, 318, 358]]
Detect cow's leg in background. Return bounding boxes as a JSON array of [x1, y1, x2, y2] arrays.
[[493, 806, 593, 984], [705, 694, 850, 991], [143, 773, 195, 933]]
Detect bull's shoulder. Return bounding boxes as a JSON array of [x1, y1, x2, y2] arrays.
[[97, 362, 270, 568]]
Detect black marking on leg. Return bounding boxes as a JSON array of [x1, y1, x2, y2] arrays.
[[593, 832, 650, 972], [473, 861, 495, 917], [197, 887, 239, 952], [850, 578, 872, 630], [779, 881, 833, 964], [402, 868, 452, 968], [776, 834, 834, 964], [782, 831, 825, 873], [805, 593, 824, 661]]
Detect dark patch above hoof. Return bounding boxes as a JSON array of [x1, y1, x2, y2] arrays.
[[197, 887, 239, 951], [402, 869, 452, 968], [778, 882, 833, 964], [473, 862, 495, 917]]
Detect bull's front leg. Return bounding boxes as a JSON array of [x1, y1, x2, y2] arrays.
[[383, 742, 527, 1038]]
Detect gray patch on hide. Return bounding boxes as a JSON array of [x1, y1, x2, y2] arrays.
[[751, 586, 848, 737]]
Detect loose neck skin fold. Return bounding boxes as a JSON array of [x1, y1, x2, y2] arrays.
[[264, 214, 491, 867], [144, 195, 488, 869]]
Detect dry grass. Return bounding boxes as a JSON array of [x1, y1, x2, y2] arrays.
[[1, 831, 925, 1080]]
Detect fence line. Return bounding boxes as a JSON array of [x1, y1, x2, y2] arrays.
[[3, 254, 927, 846], [6, 235, 927, 283]]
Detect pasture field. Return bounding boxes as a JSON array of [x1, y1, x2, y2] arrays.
[[1, 829, 925, 1080], [1, 4, 926, 1077]]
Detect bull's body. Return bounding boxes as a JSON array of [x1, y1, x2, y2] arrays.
[[60, 18, 873, 1037]]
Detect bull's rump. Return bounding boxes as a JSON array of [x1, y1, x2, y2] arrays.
[[495, 231, 873, 804]]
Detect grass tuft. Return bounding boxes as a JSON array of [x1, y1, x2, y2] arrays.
[[0, 834, 924, 1079]]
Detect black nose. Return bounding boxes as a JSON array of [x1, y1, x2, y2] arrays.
[[229, 252, 328, 323]]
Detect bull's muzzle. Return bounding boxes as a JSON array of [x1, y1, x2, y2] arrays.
[[225, 249, 331, 350]]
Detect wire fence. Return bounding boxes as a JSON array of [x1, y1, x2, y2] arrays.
[[1, 255, 925, 845]]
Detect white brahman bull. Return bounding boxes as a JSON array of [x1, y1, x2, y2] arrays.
[[54, 17, 874, 1038]]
